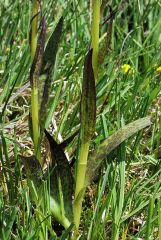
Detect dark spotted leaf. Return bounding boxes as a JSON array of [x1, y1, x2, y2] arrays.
[[39, 17, 64, 132], [20, 155, 43, 187], [30, 17, 46, 88], [44, 129, 73, 222], [59, 129, 79, 149], [42, 17, 64, 70], [81, 49, 96, 143], [86, 116, 151, 184]]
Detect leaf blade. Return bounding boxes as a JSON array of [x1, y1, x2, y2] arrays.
[[39, 17, 64, 132], [86, 116, 151, 184], [81, 48, 96, 143]]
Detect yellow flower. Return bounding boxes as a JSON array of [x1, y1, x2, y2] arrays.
[[121, 64, 134, 74], [5, 48, 10, 53], [156, 66, 161, 72]]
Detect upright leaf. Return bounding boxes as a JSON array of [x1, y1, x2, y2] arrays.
[[39, 17, 64, 132], [29, 16, 46, 161], [30, 17, 46, 88], [73, 49, 96, 232], [81, 49, 96, 143], [42, 17, 64, 69]]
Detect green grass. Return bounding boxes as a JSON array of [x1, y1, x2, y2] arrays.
[[0, 0, 161, 239]]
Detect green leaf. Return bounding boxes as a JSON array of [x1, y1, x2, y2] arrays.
[[60, 223, 74, 240], [0, 133, 14, 202], [3, 207, 18, 239]]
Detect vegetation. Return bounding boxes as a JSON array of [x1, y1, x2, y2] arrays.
[[0, 0, 160, 239]]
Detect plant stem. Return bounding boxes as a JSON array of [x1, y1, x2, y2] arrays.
[[31, 87, 41, 161], [30, 0, 41, 162], [73, 142, 90, 229], [91, 0, 100, 79]]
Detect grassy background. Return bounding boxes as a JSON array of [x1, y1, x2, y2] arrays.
[[0, 0, 161, 239]]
